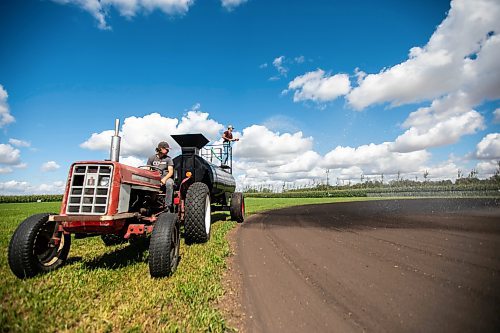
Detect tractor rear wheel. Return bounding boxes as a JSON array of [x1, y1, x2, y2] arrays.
[[184, 182, 211, 244], [149, 212, 180, 278], [8, 213, 71, 279], [230, 192, 245, 223]]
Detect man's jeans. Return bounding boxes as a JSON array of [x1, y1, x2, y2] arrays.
[[223, 142, 230, 164], [164, 178, 174, 207]]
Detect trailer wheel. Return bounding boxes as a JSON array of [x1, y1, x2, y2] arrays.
[[230, 192, 245, 223], [149, 212, 180, 278], [101, 234, 127, 246], [8, 213, 71, 279], [184, 182, 211, 244]]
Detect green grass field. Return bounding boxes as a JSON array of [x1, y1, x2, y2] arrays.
[[0, 197, 376, 332]]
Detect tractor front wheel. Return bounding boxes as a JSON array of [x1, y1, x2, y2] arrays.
[[8, 213, 71, 279], [230, 192, 245, 223], [149, 212, 180, 278], [184, 182, 211, 244]]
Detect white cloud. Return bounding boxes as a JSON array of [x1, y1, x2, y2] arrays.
[[80, 130, 116, 152], [77, 107, 496, 189], [294, 55, 305, 64], [272, 56, 288, 77], [120, 156, 146, 167], [81, 109, 224, 159], [177, 109, 225, 138], [233, 160, 326, 189], [322, 142, 430, 175], [285, 0, 499, 154], [288, 0, 500, 109], [417, 160, 460, 181], [475, 133, 500, 159], [230, 125, 321, 186], [14, 163, 28, 169], [221, 0, 248, 10], [494, 108, 500, 123], [347, 0, 500, 109], [52, 0, 110, 29], [8, 138, 31, 147], [286, 69, 351, 103], [79, 115, 464, 188], [234, 125, 313, 161], [51, 0, 195, 29], [354, 67, 366, 85], [475, 160, 499, 177], [36, 181, 66, 194], [267, 55, 309, 81], [0, 180, 65, 195], [41, 161, 61, 172], [0, 144, 21, 165], [0, 167, 13, 174], [392, 92, 485, 152], [259, 63, 268, 69], [0, 180, 30, 193], [0, 85, 15, 128], [275, 150, 322, 173]]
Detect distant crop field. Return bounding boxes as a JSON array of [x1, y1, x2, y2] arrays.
[[0, 197, 378, 332]]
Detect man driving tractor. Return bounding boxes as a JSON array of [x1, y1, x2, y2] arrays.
[[147, 141, 174, 210]]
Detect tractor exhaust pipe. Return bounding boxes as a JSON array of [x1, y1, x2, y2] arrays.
[[110, 119, 121, 162]]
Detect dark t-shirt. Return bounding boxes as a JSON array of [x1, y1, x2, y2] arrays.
[[223, 130, 233, 142], [147, 154, 174, 177]]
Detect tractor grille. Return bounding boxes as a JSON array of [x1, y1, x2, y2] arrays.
[[66, 164, 113, 215]]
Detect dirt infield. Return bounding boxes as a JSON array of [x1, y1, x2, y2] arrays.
[[232, 198, 500, 332]]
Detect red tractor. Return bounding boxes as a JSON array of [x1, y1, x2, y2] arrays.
[[8, 120, 245, 279]]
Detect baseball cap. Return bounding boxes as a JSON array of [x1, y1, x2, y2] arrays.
[[157, 141, 170, 149]]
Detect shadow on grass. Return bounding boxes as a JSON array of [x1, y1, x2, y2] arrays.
[[82, 243, 149, 270], [212, 212, 230, 223], [65, 256, 83, 265]]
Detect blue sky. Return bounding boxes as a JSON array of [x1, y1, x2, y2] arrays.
[[0, 0, 499, 194]]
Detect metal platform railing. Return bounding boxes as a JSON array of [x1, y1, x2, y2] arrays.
[[201, 144, 233, 172]]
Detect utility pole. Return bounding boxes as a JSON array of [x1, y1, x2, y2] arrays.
[[326, 169, 330, 187]]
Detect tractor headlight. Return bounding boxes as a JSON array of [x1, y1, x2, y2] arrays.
[[99, 176, 110, 187]]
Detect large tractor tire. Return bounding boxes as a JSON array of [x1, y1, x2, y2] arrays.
[[101, 234, 127, 246], [230, 192, 245, 223], [149, 212, 180, 278], [184, 182, 211, 244], [8, 213, 71, 279]]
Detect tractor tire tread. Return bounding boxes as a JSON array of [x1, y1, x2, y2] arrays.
[[149, 213, 179, 278], [184, 182, 210, 244], [230, 192, 245, 223], [8, 213, 70, 279]]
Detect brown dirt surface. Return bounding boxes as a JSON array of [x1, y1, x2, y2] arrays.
[[231, 198, 500, 333], [218, 224, 246, 332]]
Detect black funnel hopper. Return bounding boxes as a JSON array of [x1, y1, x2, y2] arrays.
[[171, 134, 209, 155]]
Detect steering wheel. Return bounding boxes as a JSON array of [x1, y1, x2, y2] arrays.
[[138, 165, 162, 172]]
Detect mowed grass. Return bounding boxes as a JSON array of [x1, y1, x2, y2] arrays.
[[1, 197, 373, 332]]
